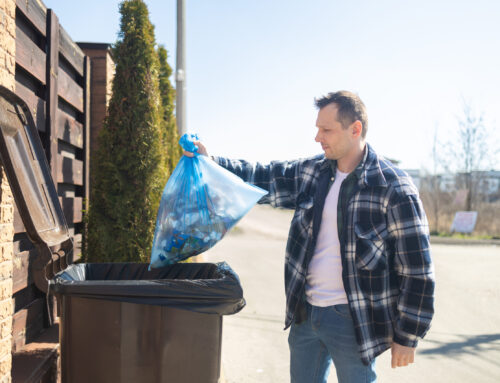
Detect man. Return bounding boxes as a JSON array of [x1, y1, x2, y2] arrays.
[[187, 91, 435, 383]]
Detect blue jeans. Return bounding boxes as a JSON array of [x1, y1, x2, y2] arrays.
[[288, 303, 377, 383]]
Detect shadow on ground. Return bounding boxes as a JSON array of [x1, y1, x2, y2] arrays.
[[421, 333, 500, 362]]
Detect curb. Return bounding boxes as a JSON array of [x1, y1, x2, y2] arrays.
[[431, 236, 500, 246], [430, 236, 500, 246], [233, 227, 500, 247]]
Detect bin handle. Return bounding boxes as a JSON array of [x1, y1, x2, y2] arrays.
[[33, 241, 73, 293]]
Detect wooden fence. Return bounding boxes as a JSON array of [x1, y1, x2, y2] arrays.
[[12, 0, 90, 357]]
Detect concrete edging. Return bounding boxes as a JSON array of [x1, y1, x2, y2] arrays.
[[430, 236, 500, 246]]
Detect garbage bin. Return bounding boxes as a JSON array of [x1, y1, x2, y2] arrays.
[[51, 261, 244, 383], [0, 86, 246, 383]]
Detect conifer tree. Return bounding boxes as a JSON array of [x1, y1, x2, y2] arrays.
[[86, 0, 166, 262], [157, 45, 182, 174]]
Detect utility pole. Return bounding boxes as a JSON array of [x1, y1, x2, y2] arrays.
[[176, 0, 186, 135]]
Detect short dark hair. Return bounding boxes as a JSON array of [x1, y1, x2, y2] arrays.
[[314, 91, 368, 138]]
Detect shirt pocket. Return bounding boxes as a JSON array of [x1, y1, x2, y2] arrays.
[[354, 222, 388, 271]]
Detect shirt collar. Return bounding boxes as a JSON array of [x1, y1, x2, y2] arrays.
[[320, 144, 368, 177], [318, 143, 388, 187], [359, 143, 388, 187]]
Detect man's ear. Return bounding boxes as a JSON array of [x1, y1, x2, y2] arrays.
[[351, 120, 363, 138]]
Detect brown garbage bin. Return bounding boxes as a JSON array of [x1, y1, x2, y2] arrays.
[[52, 261, 244, 383]]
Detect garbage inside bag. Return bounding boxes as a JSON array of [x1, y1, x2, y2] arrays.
[[51, 261, 245, 315], [149, 133, 268, 268]]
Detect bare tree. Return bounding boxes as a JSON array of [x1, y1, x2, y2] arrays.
[[420, 123, 452, 233], [448, 100, 491, 211], [429, 125, 441, 230]]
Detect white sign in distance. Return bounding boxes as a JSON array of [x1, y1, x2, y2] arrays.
[[450, 211, 478, 233]]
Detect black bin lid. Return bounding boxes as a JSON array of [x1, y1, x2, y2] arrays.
[[0, 86, 70, 248]]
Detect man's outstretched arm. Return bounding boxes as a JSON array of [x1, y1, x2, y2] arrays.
[[185, 140, 303, 209]]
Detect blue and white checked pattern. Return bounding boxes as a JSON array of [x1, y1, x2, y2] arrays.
[[213, 143, 434, 364]]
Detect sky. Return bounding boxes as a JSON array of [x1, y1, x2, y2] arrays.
[[43, 0, 500, 171]]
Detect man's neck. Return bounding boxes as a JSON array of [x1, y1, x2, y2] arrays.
[[337, 142, 366, 174]]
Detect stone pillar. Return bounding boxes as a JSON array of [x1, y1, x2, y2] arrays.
[[76, 43, 115, 158], [0, 0, 16, 381]]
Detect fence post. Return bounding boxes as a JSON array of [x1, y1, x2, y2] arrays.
[[82, 56, 91, 259], [46, 10, 59, 184]]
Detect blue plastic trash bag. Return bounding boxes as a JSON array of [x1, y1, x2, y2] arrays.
[[149, 133, 268, 268]]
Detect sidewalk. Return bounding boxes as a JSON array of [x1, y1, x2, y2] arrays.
[[204, 205, 500, 383]]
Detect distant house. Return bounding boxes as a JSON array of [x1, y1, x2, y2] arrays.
[[439, 173, 456, 192], [421, 170, 500, 201], [476, 170, 500, 196], [384, 144, 500, 198]]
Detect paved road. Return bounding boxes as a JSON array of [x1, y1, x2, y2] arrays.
[[204, 205, 500, 383]]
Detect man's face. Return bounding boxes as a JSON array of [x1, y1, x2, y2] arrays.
[[315, 104, 356, 160]]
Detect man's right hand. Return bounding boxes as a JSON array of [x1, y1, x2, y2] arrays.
[[183, 140, 208, 157], [391, 343, 416, 368]]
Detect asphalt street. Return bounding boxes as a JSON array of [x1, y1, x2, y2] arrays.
[[204, 205, 500, 383]]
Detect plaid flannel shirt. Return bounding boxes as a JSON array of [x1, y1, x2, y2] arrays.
[[213, 143, 435, 364]]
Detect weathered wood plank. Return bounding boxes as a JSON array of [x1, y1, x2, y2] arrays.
[[57, 68, 84, 112], [13, 205, 25, 235], [56, 156, 83, 186], [58, 197, 83, 224], [16, 0, 47, 37], [15, 26, 46, 85], [15, 81, 46, 133], [13, 234, 34, 255], [13, 283, 41, 313], [45, 10, 59, 187], [12, 250, 36, 294], [12, 298, 45, 352], [59, 25, 84, 77], [56, 109, 83, 148], [11, 324, 59, 383]]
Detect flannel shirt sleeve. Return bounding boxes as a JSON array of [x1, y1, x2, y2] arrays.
[[386, 188, 435, 348], [212, 156, 300, 209]]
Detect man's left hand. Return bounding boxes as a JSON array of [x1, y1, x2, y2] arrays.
[[391, 343, 415, 368]]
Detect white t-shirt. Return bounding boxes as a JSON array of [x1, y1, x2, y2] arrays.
[[305, 169, 349, 307]]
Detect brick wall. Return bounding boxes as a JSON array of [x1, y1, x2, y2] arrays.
[[0, 170, 13, 383], [0, 0, 16, 91], [0, 0, 16, 381]]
